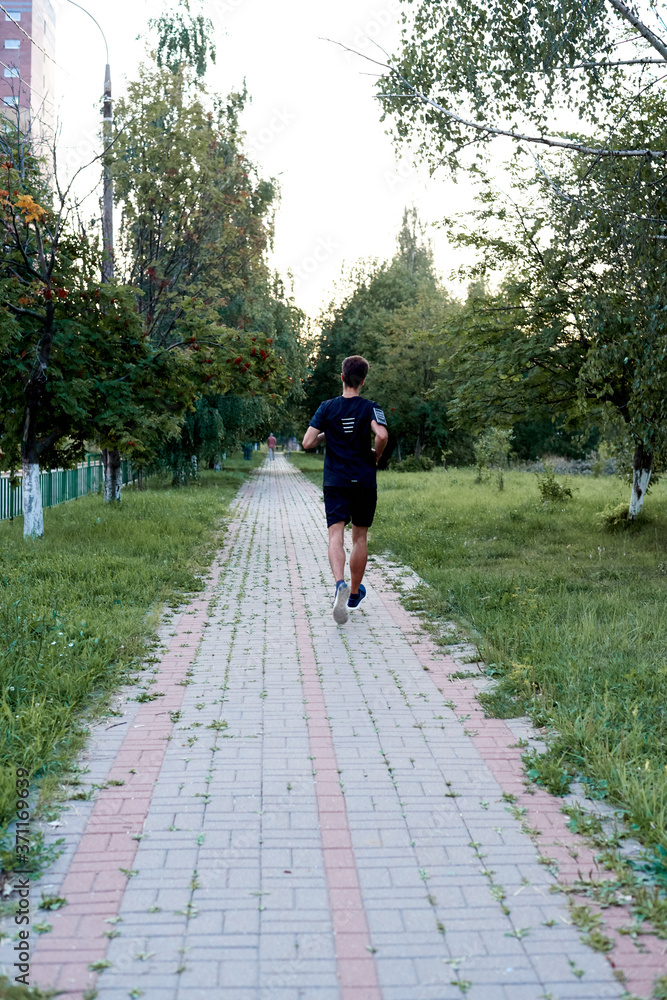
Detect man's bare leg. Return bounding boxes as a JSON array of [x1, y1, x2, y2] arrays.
[[328, 521, 346, 582], [328, 521, 350, 624], [350, 525, 368, 595]]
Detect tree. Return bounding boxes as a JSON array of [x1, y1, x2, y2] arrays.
[[371, 0, 667, 167], [437, 122, 667, 516], [110, 61, 299, 481], [306, 210, 470, 462], [367, 0, 667, 515], [368, 281, 461, 462], [112, 65, 271, 351], [0, 144, 151, 537], [473, 427, 513, 490], [148, 0, 216, 79], [158, 273, 309, 479]]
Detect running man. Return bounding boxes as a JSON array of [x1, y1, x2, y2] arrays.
[[267, 433, 277, 461], [302, 355, 388, 624]]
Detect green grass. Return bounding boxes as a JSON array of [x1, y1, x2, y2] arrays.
[[292, 455, 667, 854], [0, 455, 260, 854], [0, 976, 56, 999]]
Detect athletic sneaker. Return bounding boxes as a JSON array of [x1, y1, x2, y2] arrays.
[[332, 580, 350, 624], [347, 584, 367, 610]]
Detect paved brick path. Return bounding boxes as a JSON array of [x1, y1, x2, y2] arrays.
[[10, 457, 664, 998]]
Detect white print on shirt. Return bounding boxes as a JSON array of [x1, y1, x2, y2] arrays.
[[341, 418, 355, 434]]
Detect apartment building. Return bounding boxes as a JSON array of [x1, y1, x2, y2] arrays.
[[0, 0, 56, 136]]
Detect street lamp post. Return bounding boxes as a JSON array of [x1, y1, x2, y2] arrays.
[[102, 59, 113, 282], [64, 0, 113, 281], [64, 2, 121, 500]]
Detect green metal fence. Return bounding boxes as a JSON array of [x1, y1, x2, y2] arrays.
[[0, 458, 137, 522]]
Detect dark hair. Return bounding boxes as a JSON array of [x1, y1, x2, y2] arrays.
[[342, 355, 369, 389]]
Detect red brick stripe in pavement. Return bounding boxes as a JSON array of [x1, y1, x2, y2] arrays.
[[281, 501, 382, 1000], [30, 554, 229, 998], [370, 571, 667, 1000]]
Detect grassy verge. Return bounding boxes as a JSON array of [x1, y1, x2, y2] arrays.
[[293, 455, 667, 856], [0, 455, 260, 865], [290, 452, 325, 488]]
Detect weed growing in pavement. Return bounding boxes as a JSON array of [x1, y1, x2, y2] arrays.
[[38, 894, 66, 911], [582, 928, 614, 952], [0, 829, 63, 881], [568, 959, 585, 979], [557, 804, 667, 937], [0, 976, 58, 998], [654, 975, 667, 998], [469, 838, 510, 916], [88, 959, 112, 972]]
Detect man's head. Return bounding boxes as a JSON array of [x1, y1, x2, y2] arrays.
[[341, 355, 369, 390]]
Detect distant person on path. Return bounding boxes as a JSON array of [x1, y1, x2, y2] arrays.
[[302, 355, 388, 624], [267, 433, 277, 461]]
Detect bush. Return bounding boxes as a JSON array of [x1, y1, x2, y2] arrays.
[[535, 465, 573, 503], [473, 427, 512, 490], [597, 500, 633, 530], [389, 455, 435, 473]]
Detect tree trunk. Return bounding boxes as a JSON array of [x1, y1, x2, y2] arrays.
[[191, 454, 198, 480], [396, 439, 402, 463], [628, 441, 653, 520], [137, 467, 144, 492], [102, 448, 122, 503], [21, 458, 44, 539], [414, 435, 422, 460], [20, 300, 56, 539]]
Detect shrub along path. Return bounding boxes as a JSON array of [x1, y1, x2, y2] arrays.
[[9, 458, 665, 999]]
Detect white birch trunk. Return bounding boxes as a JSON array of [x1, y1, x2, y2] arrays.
[[629, 465, 652, 519], [22, 460, 44, 539], [102, 448, 122, 503], [628, 442, 653, 520], [104, 466, 121, 503]]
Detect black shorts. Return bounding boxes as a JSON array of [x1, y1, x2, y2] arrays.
[[323, 487, 377, 528]]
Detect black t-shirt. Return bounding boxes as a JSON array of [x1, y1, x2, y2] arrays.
[[309, 395, 388, 488]]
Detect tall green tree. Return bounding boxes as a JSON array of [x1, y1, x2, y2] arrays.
[[439, 131, 667, 515], [148, 0, 216, 79], [371, 0, 667, 513], [113, 65, 272, 351], [306, 210, 467, 461], [111, 59, 296, 479], [0, 146, 155, 537], [374, 0, 667, 168]]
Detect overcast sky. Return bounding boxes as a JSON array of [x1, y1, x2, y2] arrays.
[[53, 0, 478, 319]]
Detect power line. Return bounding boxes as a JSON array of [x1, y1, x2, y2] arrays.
[[0, 58, 55, 106], [0, 4, 69, 75]]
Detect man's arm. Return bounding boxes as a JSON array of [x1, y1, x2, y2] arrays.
[[302, 426, 325, 450], [371, 419, 388, 464]]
